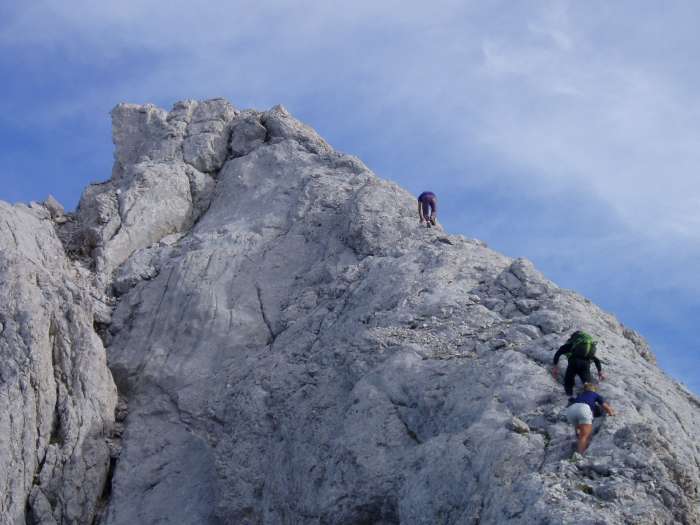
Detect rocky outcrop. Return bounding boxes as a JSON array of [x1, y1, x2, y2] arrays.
[[0, 202, 117, 525], [2, 99, 699, 524], [68, 99, 239, 278]]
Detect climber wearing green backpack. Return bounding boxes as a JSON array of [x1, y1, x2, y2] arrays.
[[551, 330, 605, 396]]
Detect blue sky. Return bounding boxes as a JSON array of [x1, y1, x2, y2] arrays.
[[1, 1, 698, 393]]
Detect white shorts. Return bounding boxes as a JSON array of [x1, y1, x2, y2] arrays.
[[566, 403, 593, 425]]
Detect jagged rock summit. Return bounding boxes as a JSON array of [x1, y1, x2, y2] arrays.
[[1, 98, 699, 525]]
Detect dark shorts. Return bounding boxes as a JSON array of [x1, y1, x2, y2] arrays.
[[564, 358, 593, 395]]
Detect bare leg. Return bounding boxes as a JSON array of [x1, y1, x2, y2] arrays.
[[576, 423, 593, 454]]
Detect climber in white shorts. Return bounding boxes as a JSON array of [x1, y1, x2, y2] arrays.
[[566, 383, 615, 455]]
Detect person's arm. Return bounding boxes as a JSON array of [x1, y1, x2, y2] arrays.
[[552, 344, 569, 365], [551, 344, 569, 377], [601, 402, 615, 416], [592, 356, 605, 379]]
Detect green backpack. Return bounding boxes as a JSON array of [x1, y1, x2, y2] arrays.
[[567, 331, 597, 359]]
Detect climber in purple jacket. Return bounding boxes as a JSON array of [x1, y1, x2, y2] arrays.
[[418, 191, 437, 227], [566, 383, 615, 455]]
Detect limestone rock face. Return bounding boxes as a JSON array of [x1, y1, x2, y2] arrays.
[[182, 98, 238, 173], [2, 99, 700, 525], [71, 99, 239, 277], [229, 111, 267, 157], [110, 98, 237, 173], [0, 203, 117, 525]]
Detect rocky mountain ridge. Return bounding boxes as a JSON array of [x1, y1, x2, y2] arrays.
[[1, 98, 698, 524]]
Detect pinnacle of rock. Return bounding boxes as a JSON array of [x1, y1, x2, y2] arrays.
[[1, 99, 699, 525]]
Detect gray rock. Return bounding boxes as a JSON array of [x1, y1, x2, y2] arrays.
[[494, 258, 554, 300], [104, 162, 192, 266], [112, 249, 159, 296], [74, 161, 193, 277], [623, 326, 656, 364], [182, 98, 237, 173], [528, 309, 567, 334], [261, 104, 332, 155], [515, 298, 540, 315], [2, 99, 700, 525], [71, 100, 245, 281], [111, 103, 182, 168], [185, 166, 215, 221], [229, 112, 267, 157], [508, 416, 531, 434], [43, 194, 65, 219], [0, 202, 117, 525]]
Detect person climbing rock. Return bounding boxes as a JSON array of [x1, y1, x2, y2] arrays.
[[566, 383, 615, 455], [551, 330, 605, 396], [417, 191, 437, 227]]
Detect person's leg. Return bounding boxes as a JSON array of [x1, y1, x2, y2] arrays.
[[576, 360, 592, 384], [421, 200, 432, 227], [429, 196, 437, 224], [564, 363, 577, 395], [576, 424, 593, 453]]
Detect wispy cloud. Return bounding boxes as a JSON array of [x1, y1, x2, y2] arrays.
[[3, 1, 700, 238]]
